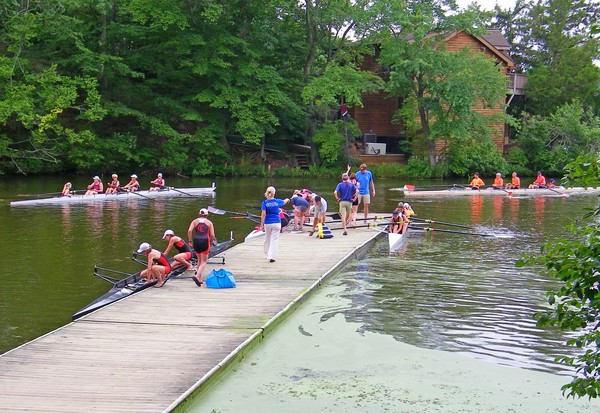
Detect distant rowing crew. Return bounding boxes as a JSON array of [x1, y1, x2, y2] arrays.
[[61, 172, 166, 197], [467, 170, 556, 190]]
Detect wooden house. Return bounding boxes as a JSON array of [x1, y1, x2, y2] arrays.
[[351, 29, 525, 162]]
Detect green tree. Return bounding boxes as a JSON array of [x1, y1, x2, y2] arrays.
[[520, 153, 600, 399], [377, 1, 508, 167]]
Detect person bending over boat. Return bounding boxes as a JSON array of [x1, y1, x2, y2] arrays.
[[505, 172, 521, 190], [389, 208, 408, 234], [122, 174, 140, 191], [187, 208, 216, 286], [290, 191, 309, 231], [308, 195, 328, 236], [334, 173, 357, 236], [259, 186, 290, 263], [528, 171, 546, 189], [162, 229, 193, 272], [149, 173, 165, 191], [468, 172, 485, 190], [84, 176, 103, 195], [136, 242, 171, 288], [61, 182, 73, 197], [105, 174, 120, 194], [492, 173, 504, 189]]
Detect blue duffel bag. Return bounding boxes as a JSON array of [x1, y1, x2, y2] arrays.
[[206, 268, 236, 289]]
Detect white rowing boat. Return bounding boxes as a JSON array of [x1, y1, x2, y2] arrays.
[[10, 184, 216, 206], [388, 230, 410, 252], [390, 185, 600, 198]]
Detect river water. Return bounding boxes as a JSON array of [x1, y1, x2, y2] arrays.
[[1, 175, 598, 406]]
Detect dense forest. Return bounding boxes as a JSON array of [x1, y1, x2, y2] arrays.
[[0, 0, 598, 177]]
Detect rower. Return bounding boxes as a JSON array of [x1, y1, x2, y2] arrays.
[[389, 208, 408, 234], [61, 182, 72, 197], [162, 229, 193, 272], [136, 242, 171, 287], [122, 174, 140, 192], [149, 173, 165, 191], [505, 172, 521, 190], [84, 176, 103, 195], [105, 174, 120, 194], [528, 171, 546, 189], [492, 173, 504, 189], [468, 172, 485, 190]]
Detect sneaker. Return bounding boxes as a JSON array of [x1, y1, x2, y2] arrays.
[[269, 259, 276, 263], [343, 231, 348, 235], [308, 231, 314, 236]]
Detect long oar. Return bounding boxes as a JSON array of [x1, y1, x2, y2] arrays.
[[167, 186, 196, 197], [409, 225, 502, 237], [409, 217, 473, 229], [207, 206, 248, 216], [120, 188, 152, 200], [403, 183, 469, 191], [546, 186, 569, 198], [17, 191, 64, 198]]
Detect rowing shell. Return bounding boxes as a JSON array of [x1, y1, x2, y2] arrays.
[[389, 230, 409, 252], [390, 186, 600, 197], [10, 184, 216, 206]]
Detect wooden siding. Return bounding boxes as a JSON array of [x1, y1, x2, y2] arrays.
[[353, 31, 514, 155]]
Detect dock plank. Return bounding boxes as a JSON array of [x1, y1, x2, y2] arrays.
[[0, 221, 384, 412]]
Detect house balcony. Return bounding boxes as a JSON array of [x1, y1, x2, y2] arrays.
[[507, 73, 527, 96]]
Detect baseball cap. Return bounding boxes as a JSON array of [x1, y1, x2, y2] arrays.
[[93, 176, 100, 180], [131, 174, 138, 178], [162, 229, 174, 239], [392, 210, 399, 215], [342, 173, 349, 180], [158, 173, 162, 177], [112, 174, 118, 178], [136, 242, 151, 253], [66, 182, 72, 186], [199, 208, 208, 215]]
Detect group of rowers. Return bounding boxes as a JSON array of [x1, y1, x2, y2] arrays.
[[467, 171, 556, 190], [60, 173, 166, 196], [388, 202, 416, 234], [134, 207, 218, 288]]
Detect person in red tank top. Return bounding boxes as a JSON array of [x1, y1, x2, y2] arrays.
[[136, 242, 171, 287], [149, 173, 165, 191], [187, 208, 216, 287], [85, 176, 104, 195], [162, 229, 193, 272]]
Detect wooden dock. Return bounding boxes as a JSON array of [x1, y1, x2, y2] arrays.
[[0, 221, 384, 412]]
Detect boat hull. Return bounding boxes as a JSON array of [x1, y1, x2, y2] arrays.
[[388, 230, 409, 252], [11, 185, 216, 206], [72, 237, 232, 320], [390, 186, 600, 197]]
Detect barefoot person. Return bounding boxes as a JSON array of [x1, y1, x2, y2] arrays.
[[84, 176, 103, 195], [122, 174, 140, 191], [61, 182, 73, 197], [149, 173, 165, 191], [136, 242, 171, 287], [528, 171, 547, 189], [105, 174, 120, 194], [162, 229, 194, 272], [187, 208, 216, 286], [258, 186, 290, 263], [505, 172, 521, 189], [468, 172, 485, 189]]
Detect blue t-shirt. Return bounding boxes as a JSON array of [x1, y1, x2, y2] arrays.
[[290, 195, 309, 209], [335, 181, 356, 202], [355, 170, 373, 195], [262, 198, 285, 224]]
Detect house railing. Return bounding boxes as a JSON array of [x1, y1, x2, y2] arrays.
[[507, 73, 527, 96]]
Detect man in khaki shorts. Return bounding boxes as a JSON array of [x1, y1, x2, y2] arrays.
[[355, 163, 375, 220], [333, 173, 357, 235]]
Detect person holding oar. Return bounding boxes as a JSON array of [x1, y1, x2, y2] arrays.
[[492, 173, 504, 189], [105, 174, 120, 194], [505, 172, 520, 189], [468, 172, 485, 190], [149, 173, 165, 191], [528, 171, 547, 189], [84, 176, 103, 196], [121, 174, 140, 191], [60, 182, 73, 197]]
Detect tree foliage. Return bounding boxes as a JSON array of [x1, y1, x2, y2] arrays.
[[519, 154, 600, 399]]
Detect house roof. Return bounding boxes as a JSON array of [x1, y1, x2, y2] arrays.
[[481, 29, 511, 51]]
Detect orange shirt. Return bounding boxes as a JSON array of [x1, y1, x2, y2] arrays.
[[470, 178, 485, 188], [512, 176, 520, 188], [534, 175, 546, 186], [493, 177, 503, 187]]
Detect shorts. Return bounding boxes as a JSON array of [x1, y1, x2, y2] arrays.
[[338, 201, 352, 216], [193, 238, 210, 255], [295, 206, 308, 212], [358, 194, 370, 205], [315, 209, 327, 221], [178, 251, 193, 261]]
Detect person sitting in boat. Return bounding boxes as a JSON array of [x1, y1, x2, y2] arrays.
[[528, 171, 547, 189], [505, 172, 521, 189], [403, 203, 415, 218], [105, 174, 120, 194], [162, 229, 194, 272], [547, 178, 557, 188], [84, 176, 103, 195], [122, 174, 140, 192], [492, 173, 504, 189], [136, 242, 171, 287], [61, 182, 73, 197], [389, 208, 408, 234], [149, 173, 165, 191], [468, 172, 485, 190]]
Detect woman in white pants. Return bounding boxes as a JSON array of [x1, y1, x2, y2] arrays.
[[259, 186, 290, 263]]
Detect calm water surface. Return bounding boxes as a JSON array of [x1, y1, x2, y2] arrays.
[[0, 175, 596, 377]]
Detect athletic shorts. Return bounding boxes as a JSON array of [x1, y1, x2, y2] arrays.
[[178, 251, 193, 261], [358, 194, 370, 205], [295, 206, 308, 212], [338, 201, 352, 216], [193, 238, 210, 255]]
